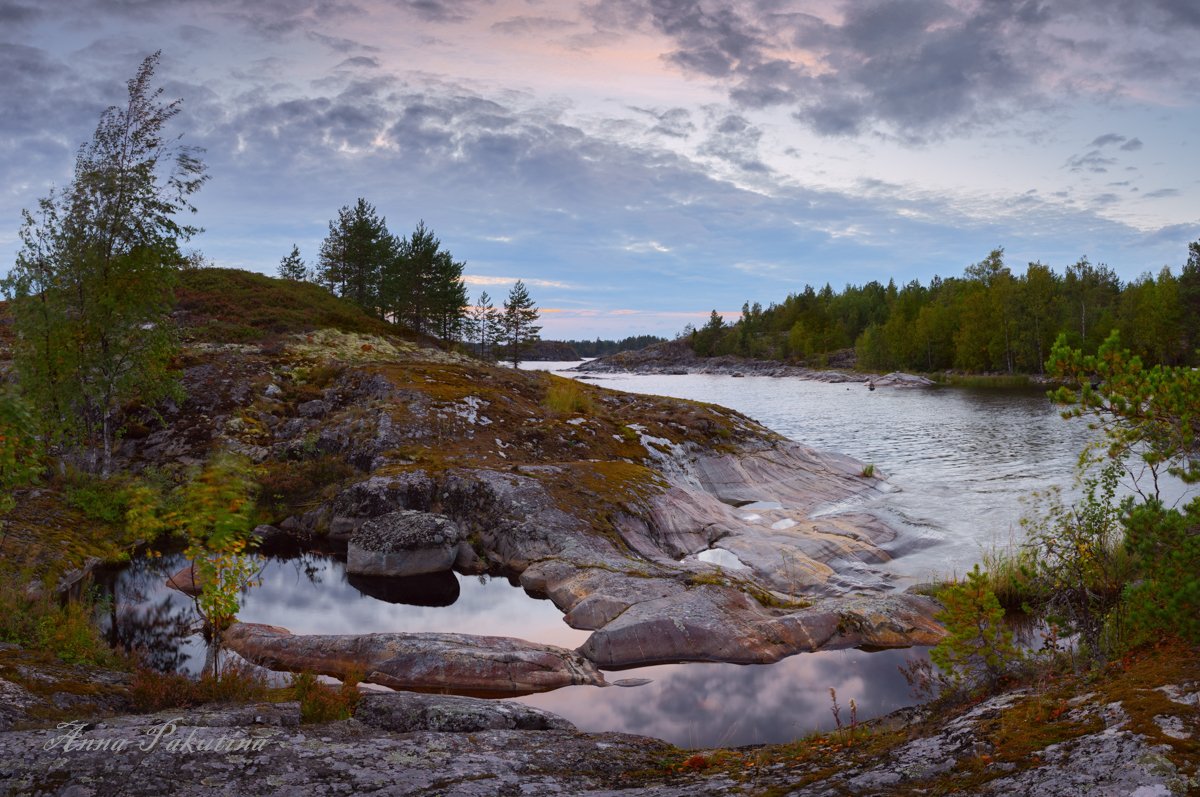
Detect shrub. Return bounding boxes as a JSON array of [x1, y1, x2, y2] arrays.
[[0, 577, 119, 667], [930, 564, 1024, 694], [290, 670, 362, 723], [543, 376, 593, 416], [130, 660, 270, 712], [1019, 462, 1133, 662]]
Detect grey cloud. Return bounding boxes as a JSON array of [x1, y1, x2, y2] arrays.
[[0, 2, 41, 26], [586, 0, 1198, 143], [1144, 188, 1180, 199], [307, 31, 380, 53], [1120, 137, 1143, 151], [1089, 133, 1127, 147], [390, 0, 491, 23], [335, 56, 380, 69], [699, 113, 769, 173], [1065, 150, 1116, 173], [631, 106, 695, 138], [491, 15, 577, 35]]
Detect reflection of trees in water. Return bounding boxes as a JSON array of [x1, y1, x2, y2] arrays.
[[94, 553, 199, 673]]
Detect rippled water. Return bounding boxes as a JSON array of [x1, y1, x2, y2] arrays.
[[98, 363, 1192, 748]]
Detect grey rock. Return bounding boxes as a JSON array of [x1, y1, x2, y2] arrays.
[[354, 691, 574, 733], [347, 510, 463, 576], [298, 399, 329, 418]]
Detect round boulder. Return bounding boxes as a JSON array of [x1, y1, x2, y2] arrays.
[[347, 510, 463, 577]]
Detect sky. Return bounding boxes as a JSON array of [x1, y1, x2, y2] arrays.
[[2, 0, 1199, 338]]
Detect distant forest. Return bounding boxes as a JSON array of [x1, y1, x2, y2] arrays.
[[688, 242, 1200, 374], [559, 335, 668, 358]]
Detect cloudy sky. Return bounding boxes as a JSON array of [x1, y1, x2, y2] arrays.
[[3, 0, 1199, 337]]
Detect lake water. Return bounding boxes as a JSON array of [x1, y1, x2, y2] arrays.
[[96, 363, 1194, 748]]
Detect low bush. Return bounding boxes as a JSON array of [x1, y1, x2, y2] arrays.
[[290, 670, 362, 723]]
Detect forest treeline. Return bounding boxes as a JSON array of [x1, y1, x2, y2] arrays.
[[690, 244, 1200, 373], [558, 335, 667, 358]]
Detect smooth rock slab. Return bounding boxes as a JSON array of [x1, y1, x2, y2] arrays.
[[225, 623, 608, 696], [355, 691, 574, 733], [347, 509, 463, 576]]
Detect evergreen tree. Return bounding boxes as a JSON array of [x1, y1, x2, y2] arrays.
[[318, 198, 390, 313], [465, 290, 502, 360], [277, 244, 308, 281], [501, 280, 541, 367], [2, 51, 205, 475], [384, 221, 467, 341]]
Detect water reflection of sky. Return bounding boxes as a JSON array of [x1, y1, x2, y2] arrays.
[[514, 646, 927, 749], [97, 551, 927, 747]]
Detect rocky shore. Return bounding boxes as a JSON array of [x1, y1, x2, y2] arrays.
[[574, 338, 935, 387], [1, 640, 1195, 796]]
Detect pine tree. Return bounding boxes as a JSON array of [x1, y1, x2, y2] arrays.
[[501, 280, 541, 367], [383, 221, 467, 341], [277, 244, 308, 281], [318, 198, 390, 314], [465, 290, 502, 359], [2, 51, 205, 475]]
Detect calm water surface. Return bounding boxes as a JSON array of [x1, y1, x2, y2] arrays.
[[99, 363, 1191, 748]]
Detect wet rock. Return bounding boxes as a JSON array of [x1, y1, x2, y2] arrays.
[[347, 510, 463, 577], [225, 622, 608, 696], [354, 691, 574, 733], [165, 562, 203, 597]]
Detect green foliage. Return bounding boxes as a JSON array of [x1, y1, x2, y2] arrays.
[[0, 389, 41, 520], [1019, 462, 1133, 661], [277, 244, 308, 282], [0, 576, 119, 667], [500, 280, 541, 367], [318, 198, 390, 313], [387, 220, 468, 343], [930, 565, 1024, 693], [686, 239, 1200, 374], [2, 51, 202, 476], [1048, 329, 1200, 493], [171, 453, 262, 676], [1121, 498, 1200, 644]]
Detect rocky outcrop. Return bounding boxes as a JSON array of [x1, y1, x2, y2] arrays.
[[576, 339, 935, 387], [224, 622, 608, 696], [346, 509, 463, 576]]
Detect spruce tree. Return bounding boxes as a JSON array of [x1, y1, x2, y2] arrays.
[[501, 280, 541, 367], [2, 51, 205, 475], [278, 244, 308, 281]]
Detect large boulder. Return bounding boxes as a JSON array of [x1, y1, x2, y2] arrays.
[[347, 509, 463, 577], [224, 623, 608, 696]]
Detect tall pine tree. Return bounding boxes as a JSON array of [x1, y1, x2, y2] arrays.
[[501, 280, 541, 367], [318, 198, 391, 314]]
